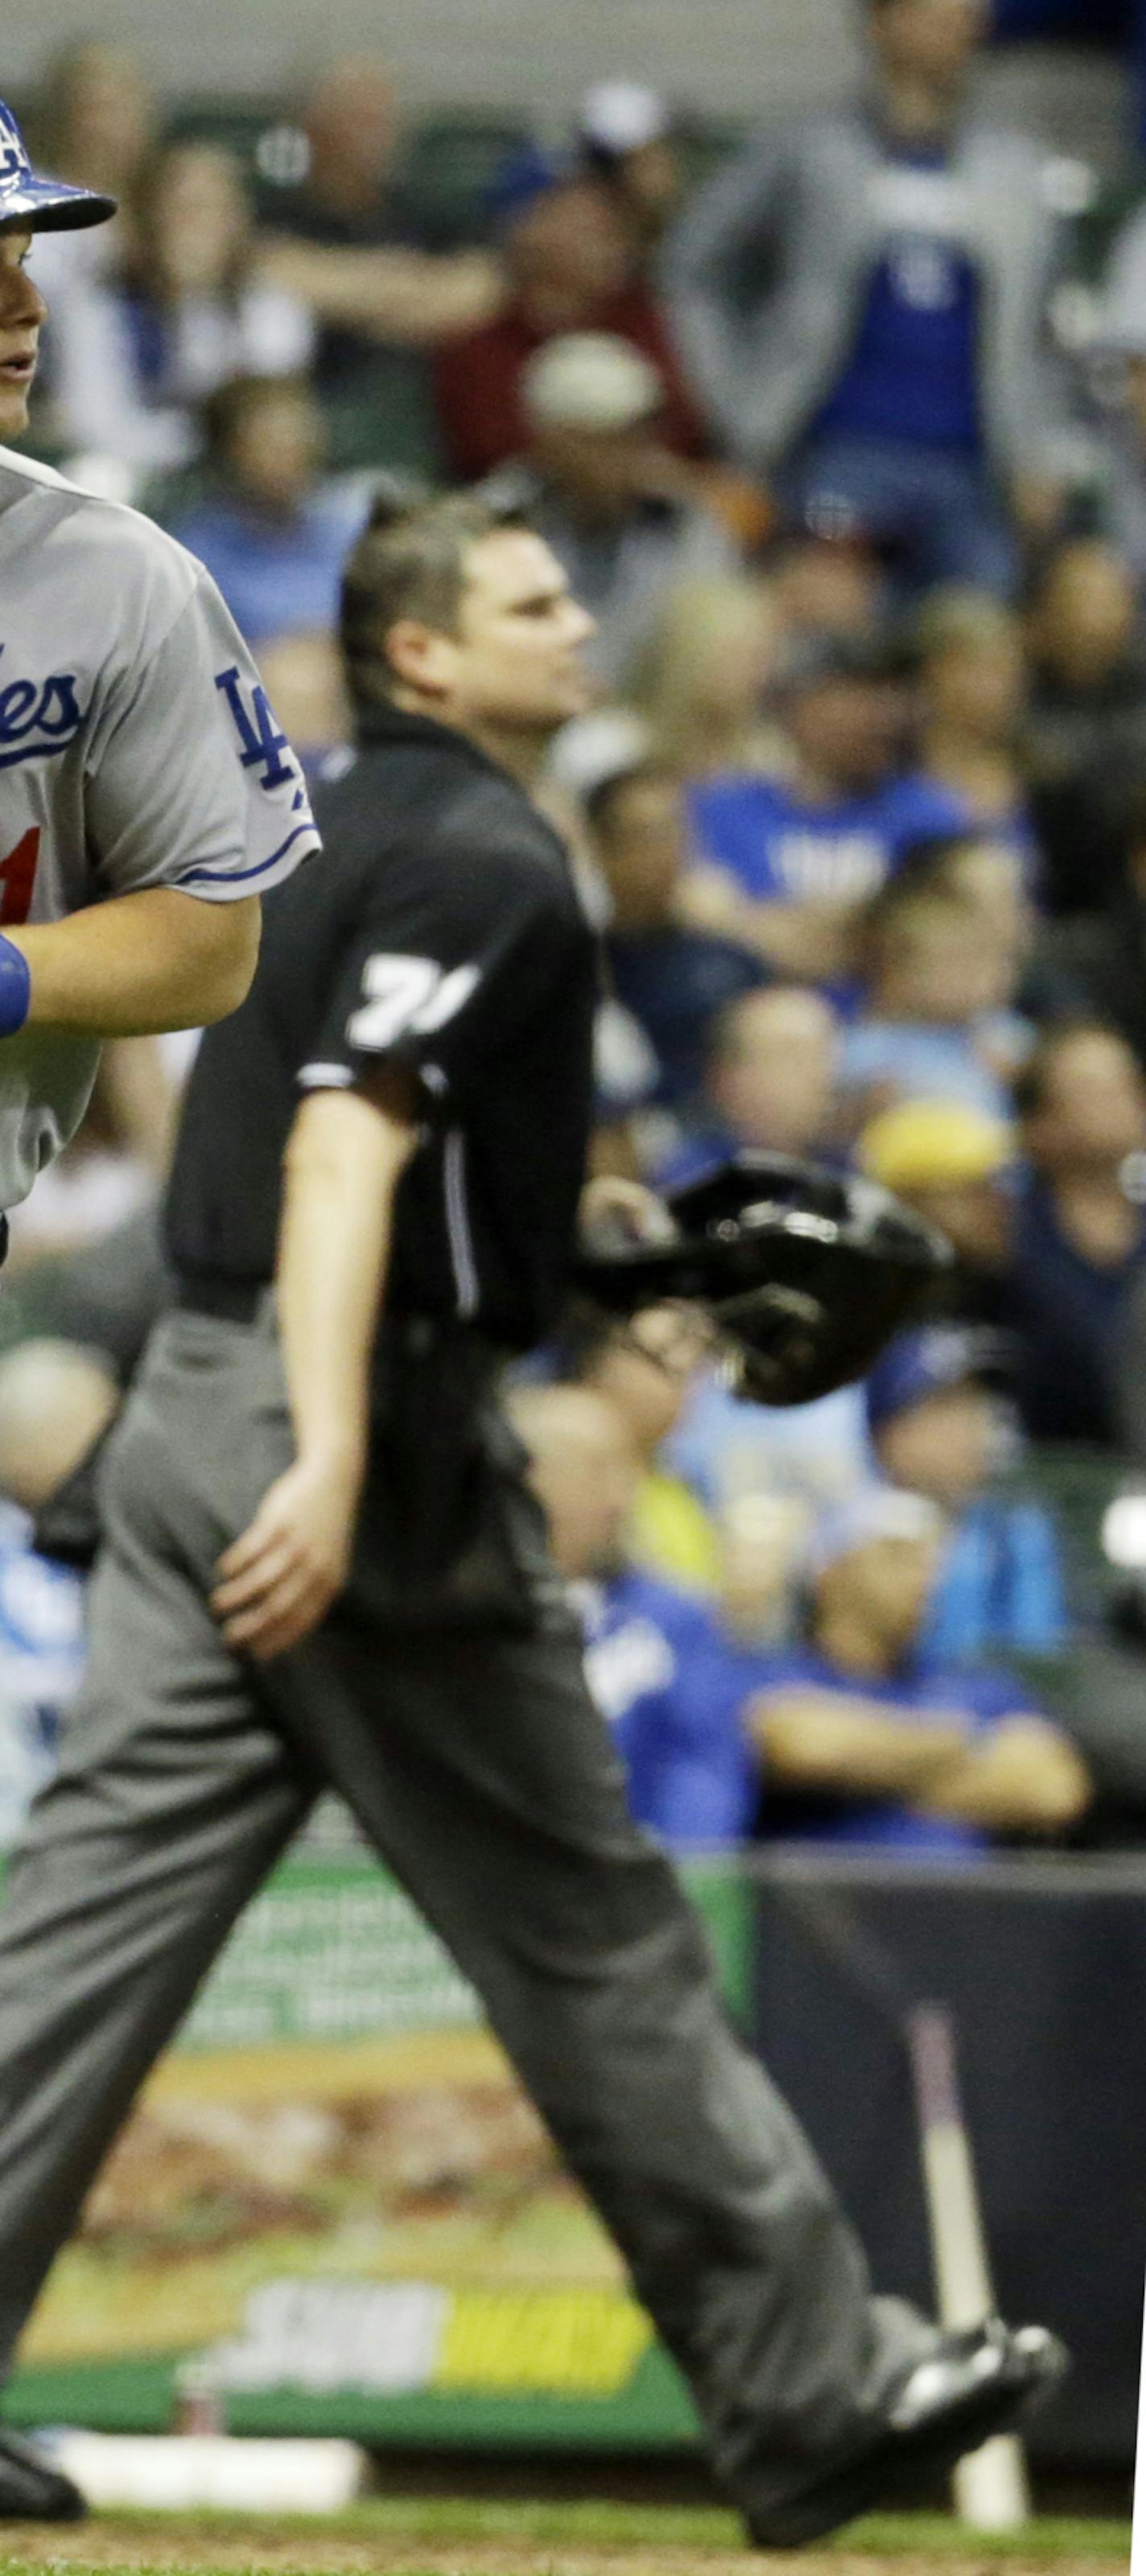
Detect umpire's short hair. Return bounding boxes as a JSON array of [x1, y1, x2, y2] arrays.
[[340, 485, 530, 713]]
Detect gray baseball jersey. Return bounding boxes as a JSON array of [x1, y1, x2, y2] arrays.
[[0, 444, 322, 1212]]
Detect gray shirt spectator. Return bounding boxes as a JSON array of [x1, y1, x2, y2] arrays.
[[663, 0, 1069, 594]]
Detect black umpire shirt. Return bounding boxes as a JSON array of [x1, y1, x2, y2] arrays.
[[167, 704, 599, 1357]]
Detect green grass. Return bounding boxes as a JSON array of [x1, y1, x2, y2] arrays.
[[0, 2499, 1129, 2565]]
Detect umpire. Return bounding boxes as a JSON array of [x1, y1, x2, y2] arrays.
[[0, 494, 1059, 2545]]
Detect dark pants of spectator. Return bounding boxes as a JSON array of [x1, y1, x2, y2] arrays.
[[783, 430, 1021, 598], [0, 1306, 930, 2529]]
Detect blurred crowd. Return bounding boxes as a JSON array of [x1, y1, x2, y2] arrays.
[[12, 2, 1146, 1861]]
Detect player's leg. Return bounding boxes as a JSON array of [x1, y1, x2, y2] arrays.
[[264, 1605, 931, 2530], [0, 1318, 314, 2385]]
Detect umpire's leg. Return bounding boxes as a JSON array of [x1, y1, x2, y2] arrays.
[[0, 1319, 313, 2373], [265, 1604, 931, 2530]]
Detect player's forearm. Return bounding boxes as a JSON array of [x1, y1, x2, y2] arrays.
[[254, 237, 505, 341], [3, 890, 260, 1036], [276, 1084, 419, 1479]]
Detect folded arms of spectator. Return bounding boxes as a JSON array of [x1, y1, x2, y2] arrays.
[[749, 1689, 1090, 1835], [677, 863, 859, 982]]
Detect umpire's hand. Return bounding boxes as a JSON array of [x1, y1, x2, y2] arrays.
[[210, 1451, 362, 1661]]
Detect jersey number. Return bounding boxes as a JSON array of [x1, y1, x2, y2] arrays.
[[0, 827, 39, 927], [347, 954, 480, 1053]]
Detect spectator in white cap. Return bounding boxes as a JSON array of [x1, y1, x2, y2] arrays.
[[577, 82, 684, 267], [742, 1483, 1087, 1852], [484, 329, 737, 687]]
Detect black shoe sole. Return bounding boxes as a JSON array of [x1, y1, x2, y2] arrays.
[[748, 2342, 1066, 2550], [0, 2489, 86, 2522]]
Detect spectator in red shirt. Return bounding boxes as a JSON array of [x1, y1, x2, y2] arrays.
[[434, 148, 707, 485]]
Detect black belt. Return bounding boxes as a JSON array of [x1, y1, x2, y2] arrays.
[[175, 1278, 501, 1366], [0, 1214, 7, 1272], [175, 1273, 262, 1324]]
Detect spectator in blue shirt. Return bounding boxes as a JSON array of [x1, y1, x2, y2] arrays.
[[587, 750, 768, 1115], [167, 374, 367, 648], [510, 1381, 761, 1841], [686, 634, 964, 989], [747, 1488, 1089, 1852], [865, 1325, 1066, 1660]]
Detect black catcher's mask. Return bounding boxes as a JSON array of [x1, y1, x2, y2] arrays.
[[575, 1153, 951, 1409]]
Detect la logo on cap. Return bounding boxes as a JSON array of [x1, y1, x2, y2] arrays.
[[0, 108, 29, 194]]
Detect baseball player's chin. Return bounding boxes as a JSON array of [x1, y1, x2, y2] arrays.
[[0, 383, 31, 439]]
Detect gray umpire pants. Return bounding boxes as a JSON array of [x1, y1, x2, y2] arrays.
[[0, 1307, 930, 2528]]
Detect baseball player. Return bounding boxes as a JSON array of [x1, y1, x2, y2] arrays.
[[0, 100, 319, 1249], [0, 491, 1061, 2542]]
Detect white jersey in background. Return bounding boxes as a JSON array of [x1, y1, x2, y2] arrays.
[[0, 445, 321, 1212]]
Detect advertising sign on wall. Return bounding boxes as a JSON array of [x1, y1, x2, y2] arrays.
[[7, 1827, 748, 2447]]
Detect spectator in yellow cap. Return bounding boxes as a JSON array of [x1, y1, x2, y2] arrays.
[[856, 1097, 1016, 1323]]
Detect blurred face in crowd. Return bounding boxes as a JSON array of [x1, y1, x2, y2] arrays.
[[49, 41, 154, 193], [303, 56, 399, 204], [680, 584, 775, 728], [388, 528, 595, 741], [814, 1529, 945, 1667], [785, 673, 901, 795], [770, 535, 884, 644], [530, 415, 665, 522], [707, 988, 838, 1157], [583, 1305, 711, 1459], [145, 146, 250, 298], [632, 579, 777, 759], [594, 769, 686, 930], [223, 380, 325, 514], [0, 229, 46, 440], [870, 894, 1011, 1024], [507, 181, 630, 328], [920, 617, 1025, 746], [1024, 1030, 1146, 1178], [938, 840, 1032, 971], [868, 0, 987, 93], [875, 1382, 1000, 1512], [1028, 541, 1137, 692], [514, 1389, 641, 1582]]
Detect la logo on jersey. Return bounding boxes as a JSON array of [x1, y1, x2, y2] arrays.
[[0, 647, 87, 770], [216, 665, 307, 800]]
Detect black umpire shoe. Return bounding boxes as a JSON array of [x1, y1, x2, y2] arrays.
[[748, 2318, 1068, 2551], [0, 2425, 86, 2519]]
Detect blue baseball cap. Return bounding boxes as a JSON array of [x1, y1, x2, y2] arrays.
[[866, 1324, 1009, 1437], [486, 143, 566, 236], [0, 99, 116, 234]]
